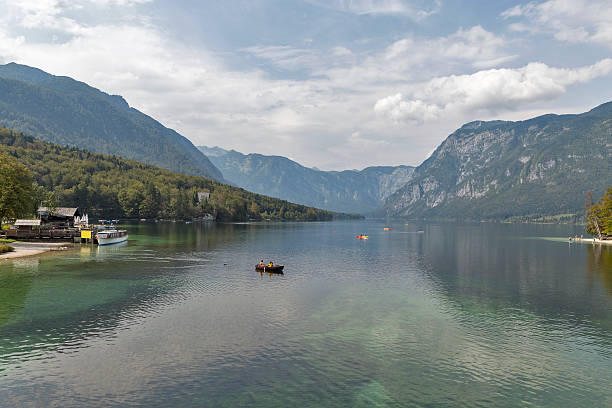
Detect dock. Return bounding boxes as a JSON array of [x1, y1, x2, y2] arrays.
[[2, 206, 112, 244], [4, 225, 111, 244]]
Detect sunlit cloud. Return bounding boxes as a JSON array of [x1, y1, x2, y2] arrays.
[[375, 59, 612, 123]]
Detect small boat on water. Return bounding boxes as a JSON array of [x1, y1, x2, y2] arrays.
[[357, 235, 369, 240], [255, 265, 284, 273], [383, 227, 392, 231], [96, 229, 128, 246]]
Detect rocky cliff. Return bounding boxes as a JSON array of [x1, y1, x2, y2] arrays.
[[386, 102, 612, 220]]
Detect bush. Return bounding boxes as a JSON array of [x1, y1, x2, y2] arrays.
[[0, 244, 15, 254]]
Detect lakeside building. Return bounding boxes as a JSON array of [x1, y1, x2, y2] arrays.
[[6, 207, 82, 240], [37, 207, 81, 228], [12, 219, 42, 234]]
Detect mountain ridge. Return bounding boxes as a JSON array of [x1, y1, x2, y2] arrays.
[[198, 146, 414, 214], [0, 63, 224, 181], [385, 101, 612, 220]]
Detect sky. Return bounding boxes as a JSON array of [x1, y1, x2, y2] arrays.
[[0, 0, 611, 170]]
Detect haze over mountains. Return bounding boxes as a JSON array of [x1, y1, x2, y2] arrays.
[[0, 63, 223, 181], [199, 146, 414, 214]]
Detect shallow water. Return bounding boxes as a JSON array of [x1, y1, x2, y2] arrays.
[[1, 221, 611, 407]]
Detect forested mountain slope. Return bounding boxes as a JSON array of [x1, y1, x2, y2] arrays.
[[0, 63, 223, 181], [0, 127, 357, 221]]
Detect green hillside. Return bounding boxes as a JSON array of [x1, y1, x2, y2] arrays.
[[0, 63, 223, 181], [0, 127, 358, 222]]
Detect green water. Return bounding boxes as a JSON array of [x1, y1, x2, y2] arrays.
[[0, 221, 611, 407]]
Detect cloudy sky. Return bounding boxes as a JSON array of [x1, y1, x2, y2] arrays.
[[0, 0, 611, 170]]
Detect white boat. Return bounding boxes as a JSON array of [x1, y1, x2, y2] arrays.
[[96, 229, 128, 246]]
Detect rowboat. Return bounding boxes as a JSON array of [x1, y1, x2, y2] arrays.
[[255, 265, 284, 273]]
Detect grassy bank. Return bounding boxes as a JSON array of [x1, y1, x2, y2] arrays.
[[0, 244, 15, 254]]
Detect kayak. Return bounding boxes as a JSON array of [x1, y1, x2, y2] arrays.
[[256, 265, 284, 273]]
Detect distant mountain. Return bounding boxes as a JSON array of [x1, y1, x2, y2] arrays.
[[198, 146, 414, 213], [385, 102, 612, 220], [0, 63, 223, 181]]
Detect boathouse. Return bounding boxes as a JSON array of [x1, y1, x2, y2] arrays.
[[13, 219, 42, 230], [37, 207, 81, 227]]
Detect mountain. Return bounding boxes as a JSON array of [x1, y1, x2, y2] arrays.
[[0, 126, 357, 221], [385, 102, 612, 221], [0, 63, 223, 181], [198, 146, 414, 214]]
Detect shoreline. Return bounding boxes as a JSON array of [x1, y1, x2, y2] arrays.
[[0, 241, 73, 260], [570, 237, 612, 246]]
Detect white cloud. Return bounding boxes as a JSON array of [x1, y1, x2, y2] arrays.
[[384, 25, 515, 69], [331, 46, 352, 57], [241, 45, 320, 71], [306, 0, 440, 20], [0, 1, 609, 171], [502, 0, 612, 48], [374, 94, 440, 124], [375, 59, 612, 123]]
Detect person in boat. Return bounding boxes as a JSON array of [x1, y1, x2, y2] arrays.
[[259, 260, 265, 267], [268, 261, 274, 267]]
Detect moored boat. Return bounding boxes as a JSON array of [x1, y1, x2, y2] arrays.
[[96, 229, 128, 246], [255, 265, 284, 273]]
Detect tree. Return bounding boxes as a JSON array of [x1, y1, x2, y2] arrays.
[[249, 202, 260, 219], [140, 182, 161, 218], [42, 191, 59, 214], [118, 187, 144, 218], [0, 153, 36, 222], [586, 185, 612, 238]]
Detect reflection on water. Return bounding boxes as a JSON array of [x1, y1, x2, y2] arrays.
[[0, 264, 37, 328], [0, 221, 611, 407], [587, 244, 612, 297]]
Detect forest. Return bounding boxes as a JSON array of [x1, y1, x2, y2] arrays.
[[0, 127, 359, 222], [586, 186, 612, 238]]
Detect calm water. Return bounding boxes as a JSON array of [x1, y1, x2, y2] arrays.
[[1, 221, 611, 407]]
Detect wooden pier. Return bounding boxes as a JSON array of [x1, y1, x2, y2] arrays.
[[5, 226, 106, 243], [6, 227, 81, 241]]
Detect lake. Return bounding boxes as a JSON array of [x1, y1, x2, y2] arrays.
[[1, 221, 611, 407]]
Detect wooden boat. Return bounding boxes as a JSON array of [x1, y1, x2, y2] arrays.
[[255, 265, 284, 273]]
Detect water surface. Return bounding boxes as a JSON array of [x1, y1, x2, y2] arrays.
[[1, 221, 611, 407]]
